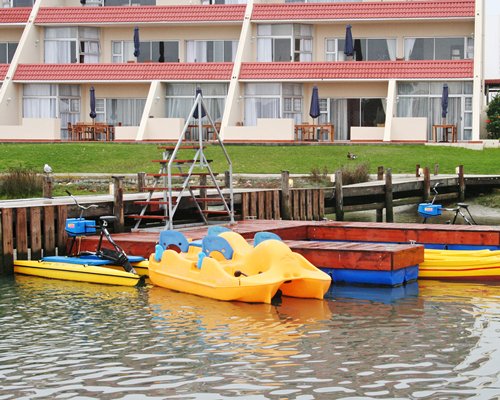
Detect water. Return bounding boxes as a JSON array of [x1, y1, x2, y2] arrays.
[[1, 276, 500, 399]]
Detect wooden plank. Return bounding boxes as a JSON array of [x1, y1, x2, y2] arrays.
[[30, 207, 42, 260], [312, 189, 319, 220], [300, 189, 306, 220], [281, 171, 291, 220], [306, 190, 313, 220], [385, 169, 393, 223], [249, 192, 257, 219], [57, 205, 68, 256], [272, 190, 280, 220], [292, 190, 300, 221], [15, 208, 28, 260], [43, 206, 56, 256], [241, 192, 249, 220], [1, 208, 14, 275], [335, 170, 343, 221], [257, 191, 265, 219], [319, 189, 325, 220], [265, 191, 273, 219]]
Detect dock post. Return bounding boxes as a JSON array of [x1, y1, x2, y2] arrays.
[[0, 209, 14, 275], [335, 170, 344, 221], [43, 176, 53, 198], [224, 171, 231, 189], [112, 176, 125, 233], [376, 166, 384, 222], [434, 163, 439, 176], [281, 171, 291, 220], [199, 175, 208, 212], [385, 168, 393, 222], [137, 172, 146, 192], [423, 167, 431, 201], [458, 165, 465, 202]]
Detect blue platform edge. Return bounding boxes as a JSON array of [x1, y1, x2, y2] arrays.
[[42, 254, 145, 265], [321, 265, 419, 287]]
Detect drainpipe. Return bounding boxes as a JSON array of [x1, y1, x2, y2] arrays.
[[383, 80, 396, 142], [471, 0, 483, 141]]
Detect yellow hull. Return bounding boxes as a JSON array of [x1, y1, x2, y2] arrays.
[[419, 249, 500, 281], [14, 260, 144, 287], [149, 232, 331, 304]]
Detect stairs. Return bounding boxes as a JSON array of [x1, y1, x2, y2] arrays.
[[129, 92, 234, 229]]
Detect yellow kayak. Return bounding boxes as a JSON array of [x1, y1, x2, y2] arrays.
[[14, 259, 145, 287], [148, 230, 332, 304], [419, 249, 500, 281]]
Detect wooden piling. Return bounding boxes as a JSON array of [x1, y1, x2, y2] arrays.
[[423, 167, 431, 201], [43, 176, 53, 198], [376, 166, 384, 222], [43, 206, 56, 256], [112, 176, 124, 233], [137, 172, 146, 192], [30, 207, 42, 260], [16, 208, 28, 260], [335, 170, 344, 221], [57, 205, 68, 255], [281, 171, 291, 220], [385, 168, 393, 223], [1, 209, 14, 275]]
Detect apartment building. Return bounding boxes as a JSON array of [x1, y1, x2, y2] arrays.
[[0, 0, 489, 143]]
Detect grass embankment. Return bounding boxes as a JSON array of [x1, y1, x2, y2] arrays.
[[0, 142, 499, 175]]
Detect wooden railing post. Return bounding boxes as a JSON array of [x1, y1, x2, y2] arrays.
[[376, 166, 384, 222], [280, 171, 291, 220], [43, 176, 53, 198], [335, 170, 344, 221], [385, 168, 393, 223], [137, 172, 146, 192], [112, 176, 125, 233], [423, 166, 431, 202], [458, 165, 465, 202]]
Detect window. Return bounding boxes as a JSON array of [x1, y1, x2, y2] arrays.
[[45, 27, 100, 63], [186, 40, 238, 62], [404, 37, 474, 60], [94, 98, 146, 126], [112, 40, 179, 62], [325, 38, 396, 61], [257, 24, 312, 62], [0, 42, 18, 63], [23, 84, 80, 140], [165, 83, 228, 121], [9, 0, 34, 6], [244, 83, 302, 125], [397, 81, 473, 140]]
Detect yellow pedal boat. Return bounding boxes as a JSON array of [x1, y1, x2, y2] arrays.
[[148, 229, 331, 304], [14, 257, 147, 287], [419, 249, 500, 281]]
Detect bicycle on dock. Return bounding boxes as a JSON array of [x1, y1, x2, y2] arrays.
[[418, 183, 477, 225]]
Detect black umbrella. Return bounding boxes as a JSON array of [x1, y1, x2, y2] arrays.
[[441, 83, 449, 122], [193, 88, 206, 119], [89, 86, 96, 121], [158, 41, 165, 63], [344, 24, 354, 59], [309, 86, 320, 123], [133, 26, 140, 59], [80, 0, 86, 5]]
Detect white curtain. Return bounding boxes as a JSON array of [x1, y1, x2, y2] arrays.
[[257, 38, 272, 62], [45, 41, 73, 63], [195, 41, 208, 62], [186, 41, 196, 62], [404, 38, 416, 60], [386, 39, 396, 61], [231, 40, 238, 61], [331, 99, 348, 140], [105, 99, 145, 126], [244, 98, 280, 126]]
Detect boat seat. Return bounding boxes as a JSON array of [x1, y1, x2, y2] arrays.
[[253, 231, 281, 247], [158, 230, 190, 253], [201, 235, 234, 260]]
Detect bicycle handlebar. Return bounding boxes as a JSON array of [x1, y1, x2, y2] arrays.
[[66, 190, 99, 211]]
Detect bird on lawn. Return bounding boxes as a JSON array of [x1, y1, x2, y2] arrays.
[[43, 164, 53, 174], [347, 152, 357, 160]]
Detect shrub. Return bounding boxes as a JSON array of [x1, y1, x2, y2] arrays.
[[0, 166, 44, 199], [309, 166, 329, 183], [486, 95, 500, 139], [340, 162, 370, 185]]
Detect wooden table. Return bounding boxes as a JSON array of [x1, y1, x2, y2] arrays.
[[294, 124, 334, 142], [69, 123, 114, 141], [187, 123, 221, 141], [432, 124, 457, 143]]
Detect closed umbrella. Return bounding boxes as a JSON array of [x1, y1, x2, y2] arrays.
[[441, 83, 449, 123], [89, 86, 96, 121], [193, 87, 206, 119], [158, 41, 165, 63], [309, 86, 320, 122], [133, 26, 140, 59], [344, 24, 354, 60]]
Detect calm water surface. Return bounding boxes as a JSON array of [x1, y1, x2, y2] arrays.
[[1, 276, 500, 399]]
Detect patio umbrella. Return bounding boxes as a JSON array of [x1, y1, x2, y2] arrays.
[[441, 83, 449, 123], [309, 86, 320, 123], [193, 87, 206, 119], [344, 24, 354, 59], [133, 26, 140, 59], [89, 86, 96, 121]]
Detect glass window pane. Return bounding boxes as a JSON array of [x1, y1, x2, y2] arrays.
[[224, 41, 233, 62], [435, 37, 464, 60], [257, 24, 271, 36], [164, 41, 179, 62], [272, 24, 292, 36], [7, 43, 18, 63], [408, 38, 434, 60], [367, 39, 392, 61], [274, 38, 291, 61], [0, 43, 6, 63], [245, 83, 280, 96], [398, 82, 430, 95]]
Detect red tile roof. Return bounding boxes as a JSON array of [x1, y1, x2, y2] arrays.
[[13, 63, 233, 81], [35, 5, 246, 24], [0, 7, 31, 24], [239, 60, 473, 80], [252, 1, 475, 21], [0, 64, 8, 80]]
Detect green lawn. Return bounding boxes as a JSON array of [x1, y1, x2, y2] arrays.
[[0, 142, 499, 175]]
